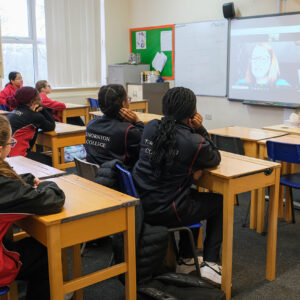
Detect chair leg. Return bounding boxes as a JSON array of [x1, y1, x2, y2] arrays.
[[185, 228, 201, 277], [242, 199, 251, 227], [289, 187, 296, 224], [168, 227, 201, 277]]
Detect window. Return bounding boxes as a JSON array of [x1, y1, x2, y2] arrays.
[[1, 0, 101, 89], [0, 0, 47, 87]]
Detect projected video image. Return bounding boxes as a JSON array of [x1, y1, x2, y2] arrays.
[[229, 14, 300, 105]]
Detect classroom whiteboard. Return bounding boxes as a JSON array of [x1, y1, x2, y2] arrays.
[[175, 20, 228, 97]]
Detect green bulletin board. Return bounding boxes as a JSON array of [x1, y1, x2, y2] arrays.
[[130, 24, 174, 79]]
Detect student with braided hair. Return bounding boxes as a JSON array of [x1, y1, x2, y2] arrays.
[[85, 84, 144, 174], [0, 115, 65, 299], [133, 87, 223, 286]]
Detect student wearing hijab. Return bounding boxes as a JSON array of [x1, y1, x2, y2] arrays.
[[7, 86, 55, 164]]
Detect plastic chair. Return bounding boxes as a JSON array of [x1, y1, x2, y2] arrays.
[[74, 157, 99, 254], [266, 140, 300, 223], [0, 281, 18, 300], [211, 134, 244, 209], [115, 163, 202, 277], [74, 157, 99, 181], [211, 134, 245, 156], [0, 104, 8, 111], [0, 287, 9, 298], [87, 98, 100, 111]]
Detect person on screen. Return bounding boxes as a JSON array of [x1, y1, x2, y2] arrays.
[[237, 43, 291, 88]]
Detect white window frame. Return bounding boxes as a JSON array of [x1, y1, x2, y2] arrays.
[[1, 0, 45, 83]]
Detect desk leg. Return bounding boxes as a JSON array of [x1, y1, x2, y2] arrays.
[[221, 183, 235, 300], [124, 206, 136, 300], [47, 224, 64, 300], [62, 111, 67, 124], [266, 168, 280, 281], [250, 190, 257, 229], [51, 137, 60, 169], [85, 108, 89, 125], [72, 244, 83, 300]]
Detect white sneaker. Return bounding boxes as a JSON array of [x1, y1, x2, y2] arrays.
[[200, 261, 222, 286], [64, 291, 74, 300], [176, 256, 203, 274]]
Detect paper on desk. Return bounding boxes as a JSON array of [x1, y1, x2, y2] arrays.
[[161, 31, 172, 51], [152, 52, 167, 72], [136, 31, 146, 49]]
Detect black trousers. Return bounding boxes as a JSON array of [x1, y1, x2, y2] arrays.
[[15, 238, 50, 300], [145, 190, 223, 263]]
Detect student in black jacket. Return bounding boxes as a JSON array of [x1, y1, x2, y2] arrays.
[[7, 86, 55, 165], [0, 115, 65, 300], [133, 87, 223, 286], [85, 84, 144, 176]]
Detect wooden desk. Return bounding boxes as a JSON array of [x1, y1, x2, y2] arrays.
[[129, 98, 148, 112], [6, 156, 65, 179], [59, 103, 90, 125], [17, 174, 139, 300], [0, 110, 9, 115], [196, 151, 280, 300], [89, 111, 162, 124], [208, 126, 287, 157], [36, 122, 86, 170], [258, 134, 300, 223], [208, 126, 286, 232], [262, 124, 300, 135]]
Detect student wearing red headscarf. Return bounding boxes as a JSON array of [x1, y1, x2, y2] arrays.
[[0, 72, 23, 108], [7, 86, 55, 164]]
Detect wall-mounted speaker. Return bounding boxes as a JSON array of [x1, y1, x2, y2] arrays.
[[223, 2, 235, 19]]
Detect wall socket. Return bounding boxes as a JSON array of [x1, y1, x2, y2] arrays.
[[205, 114, 212, 120]]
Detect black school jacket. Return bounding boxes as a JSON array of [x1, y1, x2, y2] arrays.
[[85, 115, 144, 169], [0, 173, 65, 286], [8, 105, 55, 157], [132, 120, 221, 222]]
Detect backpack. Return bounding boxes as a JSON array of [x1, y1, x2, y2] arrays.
[[138, 272, 225, 300]]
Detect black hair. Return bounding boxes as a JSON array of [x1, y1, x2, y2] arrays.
[[5, 71, 21, 87], [151, 87, 196, 177], [8, 71, 20, 83], [98, 84, 127, 118]]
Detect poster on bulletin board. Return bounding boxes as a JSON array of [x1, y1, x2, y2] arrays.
[[130, 24, 175, 79]]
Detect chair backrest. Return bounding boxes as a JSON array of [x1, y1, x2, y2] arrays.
[[266, 140, 300, 164], [0, 104, 8, 111], [115, 164, 138, 197], [74, 157, 99, 181], [87, 98, 100, 109], [211, 134, 245, 155]]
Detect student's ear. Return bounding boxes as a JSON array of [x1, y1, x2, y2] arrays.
[[122, 99, 129, 109]]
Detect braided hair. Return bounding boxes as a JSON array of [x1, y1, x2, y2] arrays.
[[151, 87, 196, 176], [98, 84, 127, 118], [0, 116, 25, 183]]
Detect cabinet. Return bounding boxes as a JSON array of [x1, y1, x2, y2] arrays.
[[107, 64, 150, 87], [127, 82, 169, 114]]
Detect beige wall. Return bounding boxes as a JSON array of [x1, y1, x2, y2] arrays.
[[105, 0, 130, 66], [126, 0, 300, 129]]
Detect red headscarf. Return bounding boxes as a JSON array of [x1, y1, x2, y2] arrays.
[[6, 86, 39, 111]]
